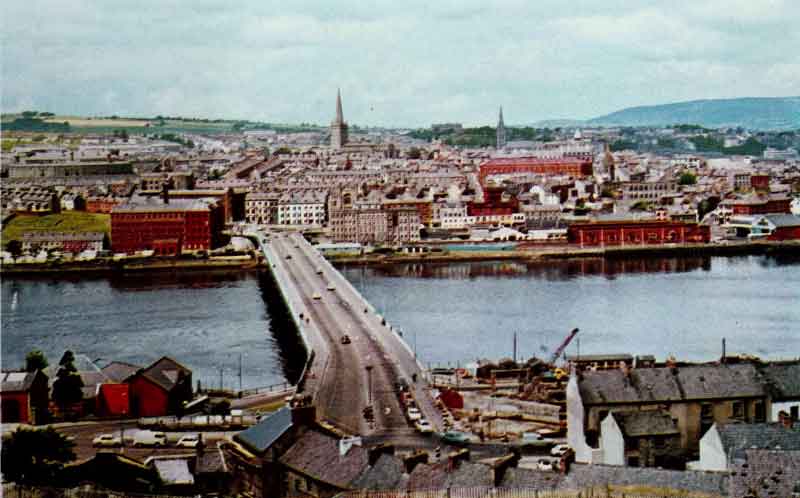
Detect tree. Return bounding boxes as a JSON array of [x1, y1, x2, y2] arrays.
[[25, 350, 49, 372], [406, 147, 422, 159], [52, 350, 83, 415], [679, 172, 697, 185], [5, 239, 23, 257], [1, 427, 76, 484]]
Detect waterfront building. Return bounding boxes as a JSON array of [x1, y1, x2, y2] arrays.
[[276, 190, 327, 226], [496, 106, 506, 149], [21, 231, 105, 254], [721, 193, 792, 215], [0, 370, 49, 425], [479, 157, 594, 185], [111, 191, 225, 255], [330, 89, 349, 149], [125, 356, 192, 417], [566, 219, 711, 247], [749, 214, 800, 240], [245, 191, 280, 225]]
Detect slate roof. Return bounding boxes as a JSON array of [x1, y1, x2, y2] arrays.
[[407, 462, 447, 491], [151, 458, 194, 486], [195, 444, 228, 475], [717, 422, 800, 455], [563, 463, 729, 496], [138, 356, 191, 392], [279, 430, 369, 489], [500, 467, 564, 489], [579, 364, 767, 405], [448, 462, 494, 487], [612, 410, 679, 437], [762, 213, 800, 228], [1, 371, 38, 392], [101, 361, 141, 383], [234, 406, 293, 454], [350, 453, 407, 491], [759, 361, 800, 400], [729, 449, 800, 498]]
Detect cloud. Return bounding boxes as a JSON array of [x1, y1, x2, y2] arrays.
[[2, 1, 798, 126]]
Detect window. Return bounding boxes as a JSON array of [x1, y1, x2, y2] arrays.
[[732, 401, 744, 419], [754, 401, 766, 422]]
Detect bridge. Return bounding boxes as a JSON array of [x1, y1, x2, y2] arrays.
[[248, 229, 442, 436]]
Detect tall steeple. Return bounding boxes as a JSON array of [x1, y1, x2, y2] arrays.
[[330, 88, 348, 149], [335, 88, 344, 124], [496, 106, 507, 150]]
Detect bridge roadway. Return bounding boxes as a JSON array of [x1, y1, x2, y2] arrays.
[[253, 230, 442, 437]]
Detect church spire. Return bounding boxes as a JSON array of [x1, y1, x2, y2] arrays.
[[496, 106, 506, 149], [335, 88, 344, 124]]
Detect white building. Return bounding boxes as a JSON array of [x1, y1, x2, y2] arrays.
[[277, 190, 327, 226]]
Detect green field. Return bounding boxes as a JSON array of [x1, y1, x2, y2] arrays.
[[2, 212, 110, 245]]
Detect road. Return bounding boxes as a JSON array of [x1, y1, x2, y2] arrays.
[[262, 232, 441, 437]]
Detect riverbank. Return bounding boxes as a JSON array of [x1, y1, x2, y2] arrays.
[[329, 240, 800, 265], [0, 256, 261, 276]]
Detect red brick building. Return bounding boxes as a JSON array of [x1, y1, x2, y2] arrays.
[[111, 196, 225, 255], [86, 196, 124, 214], [126, 357, 192, 417], [750, 174, 770, 191], [725, 195, 792, 215], [567, 220, 710, 247], [479, 157, 593, 185], [1, 370, 49, 424], [467, 186, 519, 216]]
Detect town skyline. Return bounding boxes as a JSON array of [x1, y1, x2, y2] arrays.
[[3, 1, 799, 127]]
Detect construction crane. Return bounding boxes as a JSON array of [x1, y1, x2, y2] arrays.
[[550, 328, 579, 364]]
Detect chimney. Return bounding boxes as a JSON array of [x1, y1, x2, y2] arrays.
[[491, 452, 520, 487], [447, 448, 470, 471], [368, 443, 395, 466], [403, 450, 428, 474], [161, 182, 170, 204]]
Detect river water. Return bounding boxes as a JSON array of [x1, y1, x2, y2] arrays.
[[2, 255, 799, 389]]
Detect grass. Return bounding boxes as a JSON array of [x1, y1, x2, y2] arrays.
[[1, 212, 110, 244]]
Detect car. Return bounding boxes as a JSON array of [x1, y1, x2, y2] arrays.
[[415, 419, 434, 434], [312, 293, 322, 300], [550, 444, 571, 456], [326, 283, 336, 291], [316, 267, 324, 275], [406, 407, 422, 421], [340, 335, 351, 345], [537, 459, 554, 471], [440, 431, 471, 446], [176, 434, 200, 448], [285, 254, 292, 260], [133, 430, 167, 447], [92, 434, 122, 447]]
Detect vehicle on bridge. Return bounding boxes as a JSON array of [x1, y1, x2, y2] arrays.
[[316, 267, 324, 274], [312, 293, 322, 300], [441, 431, 471, 446], [133, 430, 167, 448], [327, 283, 336, 291], [340, 335, 351, 345]]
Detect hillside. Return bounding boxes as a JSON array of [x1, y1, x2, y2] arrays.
[[587, 97, 800, 130]]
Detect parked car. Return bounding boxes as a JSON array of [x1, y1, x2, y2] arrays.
[[415, 419, 434, 434], [340, 335, 351, 345], [176, 434, 200, 448], [92, 434, 122, 447], [133, 430, 167, 447], [440, 431, 471, 446], [550, 444, 571, 456], [406, 407, 422, 421]]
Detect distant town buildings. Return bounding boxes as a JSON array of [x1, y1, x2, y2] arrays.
[[330, 89, 348, 149]]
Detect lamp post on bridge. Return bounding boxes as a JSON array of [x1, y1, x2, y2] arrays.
[[365, 365, 373, 406]]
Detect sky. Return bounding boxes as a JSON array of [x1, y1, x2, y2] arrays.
[[2, 0, 799, 127]]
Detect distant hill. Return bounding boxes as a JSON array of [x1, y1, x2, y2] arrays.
[[587, 97, 800, 130]]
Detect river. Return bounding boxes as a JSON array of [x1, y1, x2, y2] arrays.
[[2, 254, 798, 389]]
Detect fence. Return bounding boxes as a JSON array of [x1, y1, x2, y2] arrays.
[[334, 487, 721, 498]]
